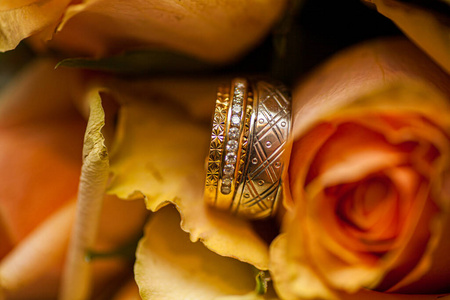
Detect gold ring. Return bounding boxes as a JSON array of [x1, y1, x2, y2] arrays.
[[204, 78, 292, 219]]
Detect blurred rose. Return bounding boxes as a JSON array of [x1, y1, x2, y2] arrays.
[[0, 61, 148, 299], [1, 0, 287, 63], [270, 37, 450, 299]]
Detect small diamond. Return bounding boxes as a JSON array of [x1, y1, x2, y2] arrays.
[[226, 140, 238, 152], [225, 153, 237, 164], [221, 186, 231, 194], [235, 82, 244, 88], [231, 115, 240, 126], [234, 95, 243, 103], [252, 157, 258, 164], [222, 177, 232, 186], [266, 141, 272, 148], [232, 105, 242, 114], [223, 165, 234, 175], [229, 127, 239, 139]]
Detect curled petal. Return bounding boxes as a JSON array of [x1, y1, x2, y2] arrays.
[[0, 0, 71, 51], [60, 89, 110, 300]]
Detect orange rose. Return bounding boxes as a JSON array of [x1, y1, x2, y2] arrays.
[[270, 37, 450, 299]]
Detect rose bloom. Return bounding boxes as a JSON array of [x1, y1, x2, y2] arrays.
[[270, 37, 450, 299], [0, 0, 286, 63]]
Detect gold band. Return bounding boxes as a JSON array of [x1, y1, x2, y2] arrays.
[[204, 78, 292, 219]]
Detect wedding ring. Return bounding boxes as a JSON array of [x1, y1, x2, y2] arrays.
[[204, 78, 292, 219]]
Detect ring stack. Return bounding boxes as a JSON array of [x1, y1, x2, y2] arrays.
[[204, 78, 292, 219]]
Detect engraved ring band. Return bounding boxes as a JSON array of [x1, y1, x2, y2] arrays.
[[204, 78, 292, 219]]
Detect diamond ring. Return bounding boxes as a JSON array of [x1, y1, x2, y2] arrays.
[[204, 78, 292, 219]]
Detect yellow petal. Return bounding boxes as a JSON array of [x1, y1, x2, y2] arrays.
[[49, 0, 287, 62], [270, 234, 336, 300], [367, 0, 450, 74], [0, 1, 42, 10], [60, 89, 110, 300], [0, 0, 71, 51], [105, 78, 269, 269], [135, 205, 257, 300]]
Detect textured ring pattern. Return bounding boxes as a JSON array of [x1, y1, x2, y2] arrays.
[[204, 78, 292, 219], [204, 85, 230, 201]]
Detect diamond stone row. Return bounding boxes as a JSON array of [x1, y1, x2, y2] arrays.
[[221, 82, 245, 194], [235, 93, 252, 186]]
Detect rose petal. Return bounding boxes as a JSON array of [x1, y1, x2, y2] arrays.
[[392, 196, 450, 293], [94, 195, 148, 252], [305, 123, 409, 187], [135, 205, 257, 300], [59, 89, 111, 300], [291, 37, 450, 141], [45, 0, 287, 62], [270, 234, 336, 300], [0, 202, 75, 298], [366, 0, 450, 74], [104, 78, 269, 269], [0, 1, 37, 10], [0, 60, 85, 251], [285, 122, 335, 211], [0, 0, 71, 51]]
